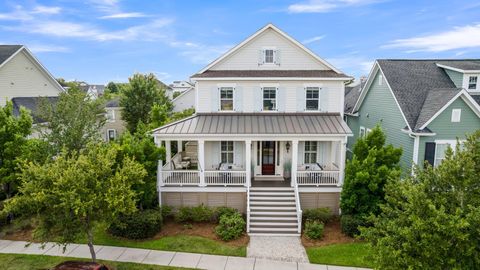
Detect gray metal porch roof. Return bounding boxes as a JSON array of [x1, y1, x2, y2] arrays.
[[152, 113, 351, 135]]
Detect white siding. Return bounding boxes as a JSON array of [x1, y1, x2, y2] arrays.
[[210, 28, 330, 71], [204, 141, 246, 169], [172, 88, 195, 112], [196, 80, 344, 113], [0, 50, 61, 106]]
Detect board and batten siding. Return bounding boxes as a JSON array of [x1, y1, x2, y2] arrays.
[[444, 69, 464, 88], [299, 192, 340, 215], [418, 97, 480, 164], [0, 50, 61, 106], [351, 70, 414, 171], [161, 192, 247, 213], [196, 80, 344, 113], [210, 28, 329, 71]]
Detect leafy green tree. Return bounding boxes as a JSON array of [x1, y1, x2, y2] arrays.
[[172, 91, 182, 99], [120, 73, 172, 133], [105, 81, 119, 94], [340, 125, 402, 235], [38, 87, 105, 155], [362, 131, 480, 269], [168, 108, 195, 123], [0, 101, 32, 199], [116, 124, 165, 209], [1, 143, 146, 262]]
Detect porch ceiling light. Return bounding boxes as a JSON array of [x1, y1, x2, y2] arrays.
[[286, 142, 291, 153]]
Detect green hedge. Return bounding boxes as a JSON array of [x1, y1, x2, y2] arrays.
[[215, 212, 245, 241], [304, 220, 324, 239], [340, 214, 368, 237], [303, 208, 333, 223], [109, 209, 163, 239]]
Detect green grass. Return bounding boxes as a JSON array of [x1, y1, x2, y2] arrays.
[[306, 242, 373, 268], [81, 224, 246, 257], [0, 253, 192, 270]]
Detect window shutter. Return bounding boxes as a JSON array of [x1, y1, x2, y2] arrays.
[[234, 141, 243, 167], [320, 87, 328, 112], [277, 87, 285, 112], [317, 142, 324, 165], [424, 142, 436, 167], [212, 142, 221, 168], [297, 87, 305, 112], [212, 87, 220, 111], [254, 88, 262, 112], [274, 50, 281, 65], [298, 141, 305, 165], [258, 50, 265, 65], [234, 87, 242, 112]]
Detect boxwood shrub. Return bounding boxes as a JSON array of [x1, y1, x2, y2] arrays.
[[109, 209, 163, 239], [304, 220, 324, 239], [303, 207, 333, 223], [340, 214, 368, 237], [215, 212, 245, 241], [175, 204, 214, 223]]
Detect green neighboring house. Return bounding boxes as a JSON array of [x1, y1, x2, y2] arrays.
[[345, 59, 480, 172]]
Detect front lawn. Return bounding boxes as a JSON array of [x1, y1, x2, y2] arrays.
[[0, 253, 192, 270], [306, 242, 373, 268]]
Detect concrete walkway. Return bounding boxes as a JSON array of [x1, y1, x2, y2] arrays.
[[0, 239, 368, 270], [247, 236, 309, 263]]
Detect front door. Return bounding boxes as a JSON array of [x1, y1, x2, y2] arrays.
[[262, 141, 275, 175]]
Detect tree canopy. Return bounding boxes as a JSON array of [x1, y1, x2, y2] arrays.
[[1, 143, 146, 262], [362, 131, 480, 269]]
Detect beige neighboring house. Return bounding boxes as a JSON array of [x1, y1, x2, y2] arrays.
[[0, 45, 63, 107], [102, 98, 127, 141]]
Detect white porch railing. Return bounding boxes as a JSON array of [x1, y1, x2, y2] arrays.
[[293, 180, 302, 234], [297, 170, 340, 186], [160, 170, 200, 185], [204, 171, 246, 186]]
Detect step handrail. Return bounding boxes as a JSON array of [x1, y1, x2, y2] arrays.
[[246, 186, 251, 233], [294, 182, 302, 234]]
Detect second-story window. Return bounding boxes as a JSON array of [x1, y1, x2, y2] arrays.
[[306, 87, 320, 111], [264, 49, 274, 64], [220, 87, 234, 111], [468, 76, 478, 90], [263, 87, 277, 111]]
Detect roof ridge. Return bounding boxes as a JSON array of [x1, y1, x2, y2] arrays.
[[378, 59, 480, 61]]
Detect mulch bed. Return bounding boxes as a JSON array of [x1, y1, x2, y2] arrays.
[[53, 261, 111, 270], [301, 218, 358, 247]]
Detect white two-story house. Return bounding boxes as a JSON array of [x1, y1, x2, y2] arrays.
[[152, 24, 352, 235]]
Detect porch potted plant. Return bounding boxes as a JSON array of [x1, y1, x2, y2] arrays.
[[283, 160, 291, 179]]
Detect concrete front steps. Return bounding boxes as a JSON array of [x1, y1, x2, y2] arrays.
[[248, 187, 300, 236]]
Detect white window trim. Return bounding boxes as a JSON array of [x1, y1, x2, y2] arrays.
[[451, 108, 461, 122], [219, 87, 235, 112], [359, 126, 366, 138], [304, 141, 318, 164], [261, 86, 278, 112], [106, 109, 115, 122], [305, 86, 321, 111], [220, 141, 234, 164], [366, 128, 372, 135], [262, 47, 277, 65], [468, 75, 478, 91], [107, 129, 116, 142], [433, 140, 457, 167]]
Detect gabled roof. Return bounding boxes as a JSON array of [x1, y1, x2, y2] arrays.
[[0, 45, 22, 66], [11, 96, 58, 124], [354, 59, 480, 133], [193, 23, 345, 77], [344, 83, 364, 114], [436, 60, 480, 72]]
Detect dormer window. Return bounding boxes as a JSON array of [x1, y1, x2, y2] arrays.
[[264, 49, 274, 64], [468, 76, 477, 90]]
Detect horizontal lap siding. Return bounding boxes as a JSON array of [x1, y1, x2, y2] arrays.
[[299, 192, 340, 215], [161, 192, 247, 213], [352, 71, 414, 172], [444, 69, 464, 88], [418, 98, 480, 165]]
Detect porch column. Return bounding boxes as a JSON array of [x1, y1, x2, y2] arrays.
[[177, 140, 183, 153], [245, 140, 252, 187], [198, 140, 205, 186], [165, 140, 172, 163], [338, 139, 346, 187], [291, 140, 299, 187]]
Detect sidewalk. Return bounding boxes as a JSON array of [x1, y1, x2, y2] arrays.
[[0, 239, 369, 270]]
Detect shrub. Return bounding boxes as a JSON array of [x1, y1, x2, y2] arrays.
[[109, 209, 162, 239], [175, 204, 214, 223], [160, 205, 173, 219], [303, 208, 333, 223], [341, 214, 367, 237], [304, 220, 324, 239], [213, 207, 238, 222], [215, 212, 245, 241]]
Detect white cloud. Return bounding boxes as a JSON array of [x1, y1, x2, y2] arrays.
[[28, 44, 70, 53], [99, 12, 148, 19], [327, 56, 373, 75], [383, 24, 480, 52], [180, 44, 233, 64], [288, 0, 383, 13], [31, 6, 62, 14], [0, 6, 33, 21], [88, 0, 120, 12], [302, 35, 326, 44]]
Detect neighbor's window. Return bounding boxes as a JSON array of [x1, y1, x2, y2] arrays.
[[107, 129, 116, 142], [106, 109, 115, 122], [264, 49, 274, 64], [306, 87, 320, 110], [451, 109, 461, 122], [221, 141, 234, 164], [263, 87, 277, 111], [468, 76, 478, 90], [359, 126, 366, 138], [220, 87, 234, 111], [304, 141, 318, 164]]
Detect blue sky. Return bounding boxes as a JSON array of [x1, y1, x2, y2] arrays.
[[1, 0, 479, 84]]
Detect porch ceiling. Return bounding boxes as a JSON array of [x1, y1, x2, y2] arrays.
[[151, 113, 351, 136]]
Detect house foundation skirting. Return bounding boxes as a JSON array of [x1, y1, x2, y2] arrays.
[[299, 192, 340, 215], [161, 192, 247, 213]]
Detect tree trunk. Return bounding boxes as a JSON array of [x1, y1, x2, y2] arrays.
[[86, 216, 96, 262]]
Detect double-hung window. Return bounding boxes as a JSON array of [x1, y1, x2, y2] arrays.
[[434, 140, 463, 167], [468, 76, 478, 90], [359, 126, 366, 138], [220, 87, 234, 111], [306, 87, 320, 111], [304, 141, 318, 164], [107, 129, 116, 142], [221, 141, 234, 164], [106, 109, 115, 122], [264, 49, 274, 64], [263, 87, 277, 111]]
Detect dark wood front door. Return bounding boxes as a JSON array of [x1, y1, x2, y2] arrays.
[[262, 141, 275, 175]]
